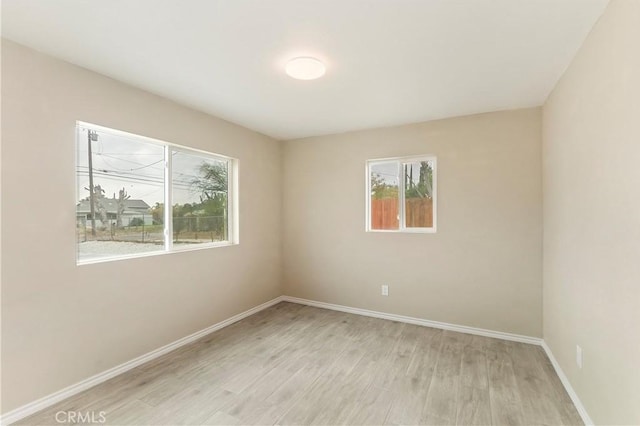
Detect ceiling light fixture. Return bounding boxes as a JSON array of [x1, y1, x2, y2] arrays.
[[285, 57, 326, 80]]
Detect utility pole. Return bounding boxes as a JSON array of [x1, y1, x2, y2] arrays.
[[87, 130, 99, 236]]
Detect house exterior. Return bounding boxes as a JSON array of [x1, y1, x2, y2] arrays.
[[76, 198, 153, 227]]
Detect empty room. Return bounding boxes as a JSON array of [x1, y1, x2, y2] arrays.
[[1, 0, 638, 425]]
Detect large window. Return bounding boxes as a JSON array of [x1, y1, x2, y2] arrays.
[[366, 156, 437, 232], [76, 122, 237, 264]]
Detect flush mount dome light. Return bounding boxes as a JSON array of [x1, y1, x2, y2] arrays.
[[285, 57, 326, 80]]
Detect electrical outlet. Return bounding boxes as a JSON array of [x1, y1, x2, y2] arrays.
[[576, 345, 583, 369], [381, 285, 389, 296]]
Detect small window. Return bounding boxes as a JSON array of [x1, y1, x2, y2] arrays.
[[76, 122, 237, 264], [366, 156, 437, 233]]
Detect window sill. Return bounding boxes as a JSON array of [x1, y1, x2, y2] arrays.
[[366, 228, 437, 234]]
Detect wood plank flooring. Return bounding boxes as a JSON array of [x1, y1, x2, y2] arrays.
[[17, 302, 583, 425]]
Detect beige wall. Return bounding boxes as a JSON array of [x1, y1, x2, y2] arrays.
[[282, 108, 543, 337], [542, 1, 640, 424], [0, 40, 282, 412]]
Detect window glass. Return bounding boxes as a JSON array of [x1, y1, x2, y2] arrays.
[[370, 161, 399, 230], [172, 151, 229, 246], [76, 127, 165, 262], [403, 160, 434, 229]]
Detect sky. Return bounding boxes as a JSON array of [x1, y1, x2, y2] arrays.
[[76, 125, 226, 207], [370, 160, 431, 187], [370, 162, 399, 187]]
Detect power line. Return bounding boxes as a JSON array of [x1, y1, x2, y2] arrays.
[[77, 171, 196, 190], [77, 165, 204, 184], [95, 153, 164, 170]]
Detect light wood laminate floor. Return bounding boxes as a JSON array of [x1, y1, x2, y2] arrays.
[[18, 302, 582, 425]]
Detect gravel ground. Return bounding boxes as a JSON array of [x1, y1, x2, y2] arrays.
[[78, 240, 164, 261]]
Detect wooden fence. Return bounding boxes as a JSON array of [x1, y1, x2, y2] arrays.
[[371, 197, 433, 229]]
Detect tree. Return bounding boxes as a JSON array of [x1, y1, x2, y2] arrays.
[[190, 162, 227, 201], [189, 162, 229, 239], [129, 217, 144, 227], [115, 187, 130, 228], [150, 202, 164, 225], [92, 184, 109, 227], [405, 161, 433, 199], [370, 173, 399, 200]]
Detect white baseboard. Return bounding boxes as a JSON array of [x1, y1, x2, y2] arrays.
[[0, 296, 285, 426], [281, 295, 542, 345], [541, 341, 593, 425]]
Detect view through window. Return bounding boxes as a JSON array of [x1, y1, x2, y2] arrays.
[[172, 151, 229, 244], [367, 156, 436, 232], [76, 123, 235, 263]]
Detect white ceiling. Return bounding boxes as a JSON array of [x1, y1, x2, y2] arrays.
[[1, 0, 608, 140]]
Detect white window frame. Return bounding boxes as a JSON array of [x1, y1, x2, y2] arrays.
[[365, 155, 437, 233], [76, 121, 239, 265]]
